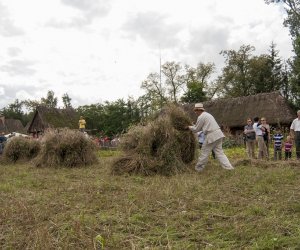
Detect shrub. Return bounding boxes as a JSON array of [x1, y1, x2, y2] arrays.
[[34, 129, 98, 168], [3, 137, 41, 163]]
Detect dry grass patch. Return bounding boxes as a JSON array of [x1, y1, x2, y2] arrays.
[[1, 154, 300, 249]]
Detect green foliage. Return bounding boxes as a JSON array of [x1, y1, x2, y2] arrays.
[[77, 98, 141, 137], [62, 93, 72, 108], [181, 83, 207, 103], [161, 61, 184, 103], [265, 0, 300, 106], [0, 99, 30, 126], [41, 90, 58, 108]]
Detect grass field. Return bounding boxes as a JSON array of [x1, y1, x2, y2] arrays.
[[1, 148, 300, 249]]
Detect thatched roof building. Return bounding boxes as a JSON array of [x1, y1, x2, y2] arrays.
[[27, 106, 79, 134], [0, 116, 26, 134], [183, 92, 296, 131]]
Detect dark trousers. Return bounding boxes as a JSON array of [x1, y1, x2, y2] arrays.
[[296, 132, 300, 159], [285, 151, 292, 160]]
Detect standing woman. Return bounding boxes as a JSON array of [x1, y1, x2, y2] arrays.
[[261, 117, 270, 158]]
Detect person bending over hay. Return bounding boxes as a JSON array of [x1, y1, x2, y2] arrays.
[[111, 104, 197, 176]]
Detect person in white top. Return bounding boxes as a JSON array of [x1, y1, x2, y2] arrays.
[[253, 116, 268, 159], [290, 110, 300, 160], [187, 103, 233, 172]]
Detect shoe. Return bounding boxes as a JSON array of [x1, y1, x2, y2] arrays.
[[195, 165, 204, 172], [222, 165, 234, 170]]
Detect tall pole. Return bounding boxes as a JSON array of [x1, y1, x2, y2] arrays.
[[159, 44, 162, 108]]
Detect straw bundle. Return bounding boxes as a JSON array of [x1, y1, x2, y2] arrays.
[[112, 104, 197, 175], [34, 129, 98, 168]]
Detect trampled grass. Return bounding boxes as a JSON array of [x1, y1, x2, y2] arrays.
[[0, 148, 300, 249]]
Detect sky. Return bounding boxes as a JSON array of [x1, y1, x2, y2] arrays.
[[0, 0, 293, 109]]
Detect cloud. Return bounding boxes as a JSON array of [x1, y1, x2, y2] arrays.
[[47, 0, 111, 28], [123, 11, 182, 49], [0, 60, 36, 76], [0, 86, 5, 96], [0, 3, 24, 36], [0, 84, 41, 109], [7, 47, 22, 57], [188, 27, 230, 55]]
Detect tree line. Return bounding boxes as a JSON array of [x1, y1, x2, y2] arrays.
[[1, 1, 300, 136]]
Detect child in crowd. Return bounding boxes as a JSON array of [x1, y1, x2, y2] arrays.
[[273, 127, 284, 160], [284, 135, 293, 160]]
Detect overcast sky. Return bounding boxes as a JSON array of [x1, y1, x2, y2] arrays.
[[0, 0, 293, 109]]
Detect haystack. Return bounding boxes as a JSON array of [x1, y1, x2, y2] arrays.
[[34, 129, 98, 168], [3, 137, 41, 163], [111, 104, 197, 175]]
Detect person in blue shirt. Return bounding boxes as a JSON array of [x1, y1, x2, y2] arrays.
[[273, 127, 284, 160], [0, 132, 7, 154]]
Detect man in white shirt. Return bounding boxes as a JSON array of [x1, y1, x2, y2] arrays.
[[253, 117, 268, 159], [188, 103, 233, 172], [290, 110, 300, 160]]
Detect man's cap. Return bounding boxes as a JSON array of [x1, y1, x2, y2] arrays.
[[194, 103, 205, 111]]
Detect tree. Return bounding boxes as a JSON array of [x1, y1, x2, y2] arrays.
[[265, 0, 300, 37], [62, 93, 72, 108], [181, 63, 213, 103], [77, 103, 105, 133], [248, 54, 273, 94], [265, 42, 284, 91], [101, 99, 141, 136], [161, 61, 184, 103], [265, 0, 300, 105], [76, 98, 141, 136], [141, 72, 167, 109], [217, 45, 255, 97], [0, 99, 24, 121], [41, 90, 57, 108], [23, 100, 41, 113], [289, 35, 300, 105]]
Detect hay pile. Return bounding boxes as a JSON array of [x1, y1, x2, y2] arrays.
[[3, 137, 41, 163], [111, 104, 197, 175], [34, 129, 98, 168]]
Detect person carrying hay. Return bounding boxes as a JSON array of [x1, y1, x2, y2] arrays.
[[187, 103, 234, 172]]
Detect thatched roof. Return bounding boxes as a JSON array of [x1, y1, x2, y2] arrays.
[[183, 91, 296, 129], [27, 106, 79, 133], [0, 117, 25, 134]]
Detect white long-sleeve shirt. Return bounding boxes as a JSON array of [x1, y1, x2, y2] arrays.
[[290, 118, 300, 132], [188, 112, 224, 144]]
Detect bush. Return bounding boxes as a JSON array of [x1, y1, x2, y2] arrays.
[[34, 129, 98, 168], [3, 137, 41, 163]]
